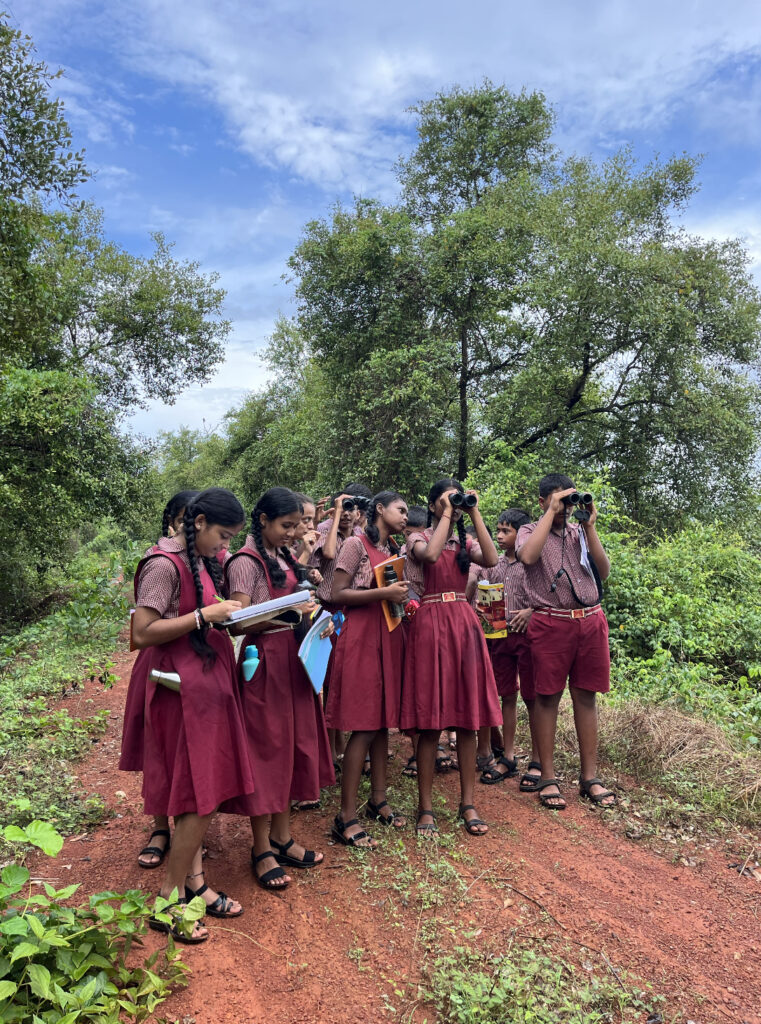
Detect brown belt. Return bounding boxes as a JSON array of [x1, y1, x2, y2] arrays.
[[421, 592, 467, 604], [534, 604, 601, 620]]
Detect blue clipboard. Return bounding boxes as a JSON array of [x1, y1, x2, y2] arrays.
[[297, 611, 334, 695]]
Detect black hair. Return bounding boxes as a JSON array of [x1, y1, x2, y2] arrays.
[[161, 490, 200, 537], [292, 491, 315, 511], [538, 473, 575, 499], [498, 508, 531, 530], [365, 491, 403, 555], [342, 482, 372, 498], [426, 478, 469, 573], [251, 487, 307, 590], [183, 488, 245, 666], [405, 505, 427, 529]]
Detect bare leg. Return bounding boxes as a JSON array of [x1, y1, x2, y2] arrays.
[[476, 725, 493, 765], [502, 695, 518, 761], [251, 814, 291, 888], [269, 808, 325, 862], [160, 812, 212, 939], [416, 730, 439, 831], [337, 730, 377, 846], [534, 690, 565, 808], [185, 844, 242, 915], [570, 687, 614, 804], [523, 698, 541, 776], [456, 728, 487, 834], [369, 729, 406, 827], [138, 814, 170, 868]]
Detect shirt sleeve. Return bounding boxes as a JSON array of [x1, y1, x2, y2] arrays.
[[135, 556, 180, 617], [334, 536, 366, 581], [514, 522, 535, 558], [226, 554, 271, 605]]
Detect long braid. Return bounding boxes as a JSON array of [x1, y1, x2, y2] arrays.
[[279, 544, 307, 584], [251, 512, 286, 589], [455, 516, 470, 574], [161, 501, 172, 538], [366, 492, 402, 555], [183, 505, 217, 666], [203, 554, 224, 596]]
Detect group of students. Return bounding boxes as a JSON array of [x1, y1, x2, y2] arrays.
[[120, 473, 616, 944]]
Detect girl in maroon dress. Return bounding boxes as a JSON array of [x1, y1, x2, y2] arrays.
[[122, 490, 199, 871], [126, 488, 254, 943], [225, 487, 334, 892], [401, 479, 501, 837], [329, 491, 410, 847]]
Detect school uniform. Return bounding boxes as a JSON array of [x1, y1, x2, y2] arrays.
[[473, 556, 536, 701], [119, 536, 256, 817], [325, 534, 403, 732], [224, 539, 334, 815], [400, 529, 501, 731], [515, 521, 609, 696]]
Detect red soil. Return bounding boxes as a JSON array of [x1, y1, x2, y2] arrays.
[[32, 649, 761, 1024]]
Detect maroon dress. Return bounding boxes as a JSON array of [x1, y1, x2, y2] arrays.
[[224, 547, 334, 815], [401, 533, 501, 731], [120, 550, 256, 818], [119, 543, 160, 771], [325, 535, 404, 731]]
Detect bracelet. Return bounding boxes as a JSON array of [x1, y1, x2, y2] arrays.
[[193, 609, 202, 630]]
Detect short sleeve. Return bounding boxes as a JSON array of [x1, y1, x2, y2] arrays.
[[136, 556, 180, 617], [226, 554, 271, 605], [515, 522, 535, 558], [334, 536, 365, 579]]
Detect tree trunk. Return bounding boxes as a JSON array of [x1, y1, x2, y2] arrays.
[[458, 323, 468, 479]]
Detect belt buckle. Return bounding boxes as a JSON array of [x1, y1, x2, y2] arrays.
[[442, 591, 456, 603], [571, 608, 584, 619]]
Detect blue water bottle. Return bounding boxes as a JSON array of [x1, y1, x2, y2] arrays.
[[242, 644, 260, 681]]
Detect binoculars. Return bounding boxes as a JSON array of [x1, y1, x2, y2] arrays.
[[562, 491, 593, 507], [341, 495, 371, 513], [449, 492, 477, 509]]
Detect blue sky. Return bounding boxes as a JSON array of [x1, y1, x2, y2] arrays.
[[12, 0, 761, 436]]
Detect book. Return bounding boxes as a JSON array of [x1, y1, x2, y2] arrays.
[[297, 611, 334, 694], [372, 554, 407, 633], [220, 590, 306, 629], [475, 581, 509, 639]]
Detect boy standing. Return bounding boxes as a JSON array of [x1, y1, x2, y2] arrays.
[[515, 474, 616, 809]]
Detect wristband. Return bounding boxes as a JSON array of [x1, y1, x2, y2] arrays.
[[193, 609, 201, 630]]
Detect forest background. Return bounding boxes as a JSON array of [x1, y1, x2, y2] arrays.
[[1, 13, 761, 842]]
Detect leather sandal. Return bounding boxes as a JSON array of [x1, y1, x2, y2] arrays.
[[519, 761, 543, 792], [435, 745, 455, 773], [402, 755, 418, 777], [458, 804, 488, 836], [535, 778, 567, 810], [251, 848, 290, 890], [579, 777, 617, 807], [415, 809, 438, 837], [184, 881, 243, 918], [138, 828, 170, 869], [270, 837, 322, 868], [331, 814, 376, 848], [366, 799, 405, 828], [480, 755, 519, 784]]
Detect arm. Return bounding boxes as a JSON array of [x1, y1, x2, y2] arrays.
[[131, 599, 241, 648], [415, 509, 455, 565], [581, 504, 611, 581], [296, 529, 318, 565], [331, 568, 409, 607], [322, 497, 348, 561], [466, 494, 498, 567]]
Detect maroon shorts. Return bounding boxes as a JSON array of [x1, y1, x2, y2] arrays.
[[526, 610, 610, 696], [488, 633, 535, 701]]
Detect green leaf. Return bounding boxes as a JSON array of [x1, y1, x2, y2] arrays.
[[26, 963, 51, 1000], [0, 980, 17, 1001], [1, 826, 27, 844], [9, 941, 39, 962], [0, 864, 29, 892], [24, 821, 64, 857], [0, 916, 29, 936]]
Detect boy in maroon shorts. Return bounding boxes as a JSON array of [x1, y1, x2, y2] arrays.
[[515, 474, 616, 810]]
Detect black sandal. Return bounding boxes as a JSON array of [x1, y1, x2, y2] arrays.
[[270, 837, 322, 868], [480, 755, 519, 785], [536, 779, 567, 810], [476, 753, 496, 773], [361, 754, 371, 777], [435, 745, 455, 773], [293, 799, 320, 810], [579, 777, 618, 807], [519, 761, 543, 792], [138, 829, 170, 869], [251, 849, 290, 890], [149, 898, 208, 944], [366, 799, 405, 828], [184, 882, 243, 918], [458, 804, 488, 836], [331, 815, 376, 848], [402, 755, 418, 777], [415, 809, 438, 836]]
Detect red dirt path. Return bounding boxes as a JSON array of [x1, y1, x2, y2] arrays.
[[34, 649, 761, 1024]]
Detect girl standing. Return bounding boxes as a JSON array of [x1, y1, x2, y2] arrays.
[[329, 492, 409, 847], [401, 479, 501, 837], [225, 487, 334, 891], [126, 488, 254, 943]]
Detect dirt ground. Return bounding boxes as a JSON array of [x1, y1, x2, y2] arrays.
[[32, 649, 761, 1024]]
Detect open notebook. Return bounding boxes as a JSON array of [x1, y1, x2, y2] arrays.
[[220, 589, 306, 629]]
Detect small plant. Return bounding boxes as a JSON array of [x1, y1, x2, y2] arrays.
[[0, 821, 191, 1022]]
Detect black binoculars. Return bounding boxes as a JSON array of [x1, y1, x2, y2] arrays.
[[449, 492, 477, 508], [562, 491, 593, 507], [341, 495, 371, 513]]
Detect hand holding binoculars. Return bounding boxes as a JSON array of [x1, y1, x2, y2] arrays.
[[339, 495, 372, 514], [562, 491, 594, 523], [447, 491, 477, 509]]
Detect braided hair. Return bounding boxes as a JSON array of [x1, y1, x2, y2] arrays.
[[365, 491, 403, 555], [427, 478, 470, 573], [161, 490, 200, 537], [183, 488, 245, 666], [251, 487, 307, 590]]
